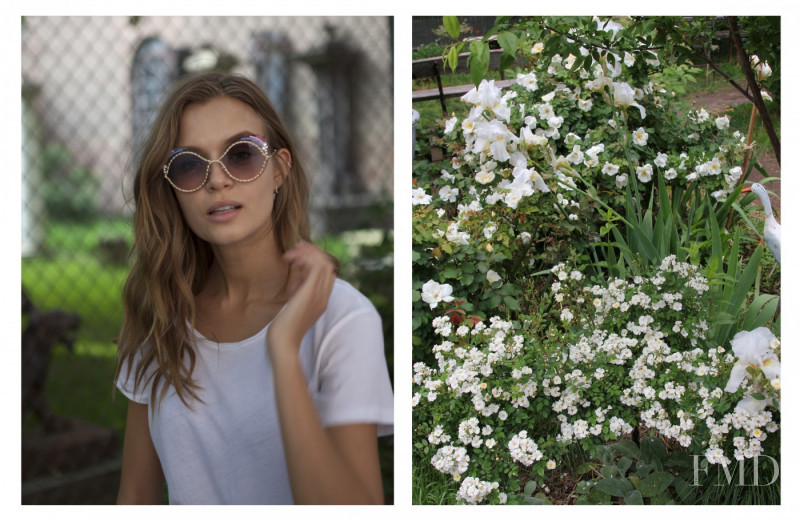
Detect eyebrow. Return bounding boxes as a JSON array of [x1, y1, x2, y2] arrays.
[[174, 131, 263, 155]]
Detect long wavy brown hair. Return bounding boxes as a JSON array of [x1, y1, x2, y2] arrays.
[[116, 72, 312, 408]]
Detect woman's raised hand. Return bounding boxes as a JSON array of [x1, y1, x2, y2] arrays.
[[267, 241, 336, 361]]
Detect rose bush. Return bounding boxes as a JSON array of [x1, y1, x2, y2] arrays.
[[412, 16, 780, 504], [412, 256, 780, 503]]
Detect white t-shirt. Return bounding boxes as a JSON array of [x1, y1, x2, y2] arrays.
[[117, 279, 394, 504]]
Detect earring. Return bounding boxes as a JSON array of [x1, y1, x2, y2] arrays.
[[273, 188, 279, 200]]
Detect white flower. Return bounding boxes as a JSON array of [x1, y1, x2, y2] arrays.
[[440, 170, 456, 183], [532, 42, 544, 54], [449, 225, 470, 247], [461, 79, 511, 122], [456, 476, 499, 504], [715, 115, 730, 130], [560, 308, 573, 322], [412, 187, 432, 205], [602, 162, 620, 176], [725, 327, 781, 392], [520, 231, 532, 244], [654, 152, 668, 168], [578, 99, 593, 111], [475, 170, 495, 185], [615, 173, 628, 188], [735, 395, 770, 415], [754, 60, 772, 81], [438, 185, 459, 203], [695, 108, 709, 123], [632, 127, 649, 146], [664, 168, 677, 180], [486, 269, 501, 284], [624, 52, 635, 67], [546, 460, 556, 469], [421, 280, 455, 309], [516, 71, 538, 92], [612, 81, 647, 119], [444, 116, 458, 134], [636, 164, 653, 183], [566, 145, 584, 165]]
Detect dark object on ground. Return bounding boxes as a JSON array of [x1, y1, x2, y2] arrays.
[[22, 288, 80, 431]]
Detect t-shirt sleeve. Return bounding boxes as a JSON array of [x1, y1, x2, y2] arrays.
[[312, 302, 394, 436], [116, 347, 152, 404]]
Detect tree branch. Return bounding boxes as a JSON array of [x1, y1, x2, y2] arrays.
[[727, 16, 780, 165], [690, 51, 753, 101]]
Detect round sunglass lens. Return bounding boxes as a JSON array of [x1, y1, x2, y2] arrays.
[[222, 142, 267, 181], [168, 153, 207, 191]]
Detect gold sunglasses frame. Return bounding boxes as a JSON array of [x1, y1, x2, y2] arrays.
[[162, 137, 275, 193]]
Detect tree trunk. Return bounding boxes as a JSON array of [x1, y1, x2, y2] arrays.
[[728, 16, 781, 165]]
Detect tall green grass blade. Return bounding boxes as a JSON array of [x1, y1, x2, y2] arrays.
[[742, 293, 780, 330]]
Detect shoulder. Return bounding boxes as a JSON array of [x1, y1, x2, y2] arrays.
[[310, 279, 382, 343], [323, 279, 379, 320]]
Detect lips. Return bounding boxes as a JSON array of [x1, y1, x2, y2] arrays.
[[207, 200, 243, 216]]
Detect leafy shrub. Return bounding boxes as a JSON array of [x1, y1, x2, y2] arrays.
[[41, 144, 100, 221]]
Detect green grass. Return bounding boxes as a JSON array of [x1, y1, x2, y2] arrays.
[[728, 100, 780, 156], [682, 61, 744, 96], [22, 256, 127, 348], [413, 462, 460, 504]]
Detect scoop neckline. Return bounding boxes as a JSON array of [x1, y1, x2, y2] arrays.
[[190, 302, 288, 348]]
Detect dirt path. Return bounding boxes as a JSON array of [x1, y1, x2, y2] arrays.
[[685, 87, 780, 217]]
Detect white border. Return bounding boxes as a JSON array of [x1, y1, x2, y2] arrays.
[[6, 2, 798, 519]]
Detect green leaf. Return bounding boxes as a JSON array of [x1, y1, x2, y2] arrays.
[[575, 462, 599, 475], [640, 436, 666, 466], [523, 496, 547, 505], [611, 439, 641, 460], [443, 16, 460, 39], [637, 471, 674, 497], [575, 480, 592, 495], [672, 477, 692, 501], [595, 478, 629, 497], [742, 293, 779, 331], [446, 45, 460, 73], [503, 295, 521, 311], [523, 480, 537, 496], [624, 489, 644, 505], [469, 40, 490, 85], [497, 31, 519, 55], [441, 266, 459, 279], [588, 484, 612, 504]]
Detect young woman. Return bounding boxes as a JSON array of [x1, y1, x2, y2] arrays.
[[115, 72, 393, 505]]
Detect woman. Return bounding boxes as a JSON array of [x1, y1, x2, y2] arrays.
[[115, 72, 393, 504]]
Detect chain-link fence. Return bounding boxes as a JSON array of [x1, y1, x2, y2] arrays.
[[21, 16, 393, 504]]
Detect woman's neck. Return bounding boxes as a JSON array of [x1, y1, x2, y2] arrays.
[[203, 236, 289, 305]]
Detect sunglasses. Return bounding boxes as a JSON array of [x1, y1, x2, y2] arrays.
[[162, 135, 275, 192]]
